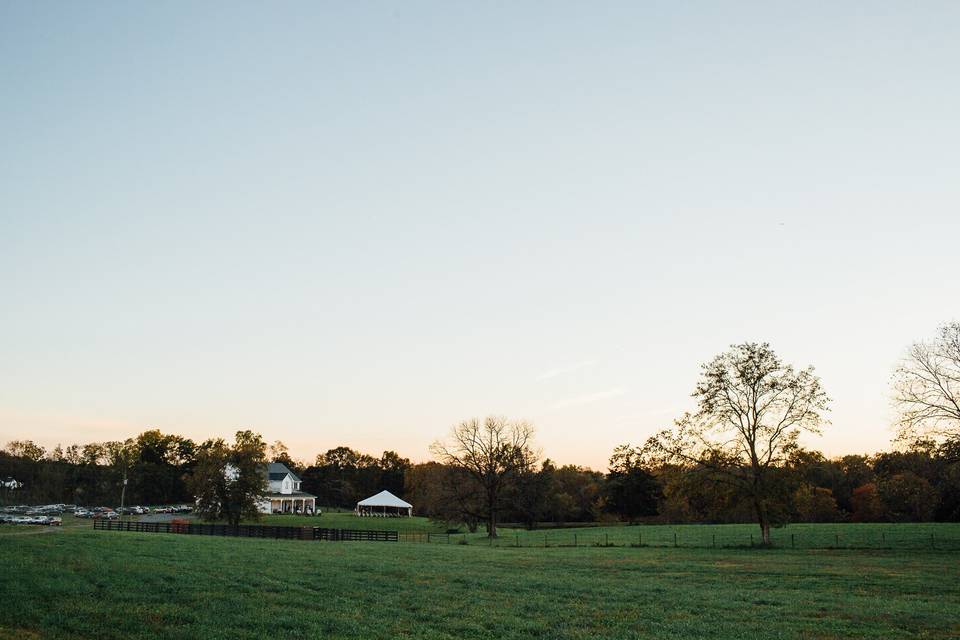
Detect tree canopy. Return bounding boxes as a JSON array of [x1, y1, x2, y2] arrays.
[[188, 431, 267, 527], [650, 342, 830, 544], [431, 416, 538, 537], [894, 321, 960, 444]]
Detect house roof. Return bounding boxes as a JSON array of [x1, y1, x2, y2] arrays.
[[266, 462, 301, 482], [356, 490, 412, 509]]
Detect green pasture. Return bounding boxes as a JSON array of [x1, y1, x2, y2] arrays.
[[267, 513, 960, 550], [445, 521, 960, 550], [261, 511, 446, 533], [1, 518, 959, 639]]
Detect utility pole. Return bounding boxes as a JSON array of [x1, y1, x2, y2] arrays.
[[119, 469, 128, 523]]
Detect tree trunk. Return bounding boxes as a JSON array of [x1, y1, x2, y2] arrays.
[[755, 499, 771, 546], [487, 485, 498, 537]]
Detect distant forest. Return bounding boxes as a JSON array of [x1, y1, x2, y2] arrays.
[[2, 430, 958, 526], [4, 322, 959, 533]]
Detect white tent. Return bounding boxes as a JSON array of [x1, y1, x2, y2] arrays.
[[355, 490, 413, 517]]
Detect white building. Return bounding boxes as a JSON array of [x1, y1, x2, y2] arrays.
[[256, 463, 317, 515]]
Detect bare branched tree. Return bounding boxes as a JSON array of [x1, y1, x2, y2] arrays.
[[893, 321, 960, 444], [430, 416, 538, 537], [648, 343, 830, 544]]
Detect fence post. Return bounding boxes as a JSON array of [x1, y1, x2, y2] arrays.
[[427, 533, 431, 543], [639, 532, 642, 547], [515, 534, 519, 548], [791, 533, 794, 548], [673, 532, 677, 548], [713, 533, 716, 548], [574, 533, 578, 547], [605, 533, 609, 546], [881, 532, 885, 546], [750, 534, 753, 547]]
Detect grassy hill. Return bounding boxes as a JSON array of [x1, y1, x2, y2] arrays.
[[1, 517, 959, 639]]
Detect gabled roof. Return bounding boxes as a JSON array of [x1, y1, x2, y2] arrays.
[[266, 462, 301, 483], [356, 490, 412, 509]]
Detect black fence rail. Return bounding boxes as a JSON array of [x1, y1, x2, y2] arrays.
[[401, 528, 960, 551], [398, 532, 453, 544], [314, 528, 397, 542], [93, 519, 398, 542]]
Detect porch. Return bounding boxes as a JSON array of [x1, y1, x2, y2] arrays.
[[266, 492, 317, 515]]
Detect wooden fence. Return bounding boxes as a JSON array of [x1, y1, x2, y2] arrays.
[[93, 519, 398, 542]]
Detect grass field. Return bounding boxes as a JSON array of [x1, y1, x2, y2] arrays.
[[434, 521, 960, 550], [262, 512, 448, 533], [267, 513, 960, 550], [1, 517, 959, 639]]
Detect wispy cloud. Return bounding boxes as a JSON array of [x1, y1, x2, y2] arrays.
[[610, 408, 677, 428], [536, 360, 596, 381], [551, 387, 625, 410]]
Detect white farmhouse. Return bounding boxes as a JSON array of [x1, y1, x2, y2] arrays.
[[256, 463, 317, 515]]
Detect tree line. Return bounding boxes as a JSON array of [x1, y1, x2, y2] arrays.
[[414, 321, 960, 541], [4, 428, 957, 532], [2, 322, 958, 543], [0, 433, 412, 512]]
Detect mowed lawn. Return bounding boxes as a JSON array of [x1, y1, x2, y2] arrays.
[[263, 514, 960, 550], [445, 521, 960, 550], [262, 512, 449, 533], [2, 521, 960, 639]]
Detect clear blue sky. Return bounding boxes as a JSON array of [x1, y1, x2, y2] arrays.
[[2, 2, 958, 469]]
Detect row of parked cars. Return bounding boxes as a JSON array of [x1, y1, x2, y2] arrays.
[[74, 508, 119, 519], [73, 504, 194, 518], [2, 504, 195, 523], [1, 504, 71, 516], [153, 505, 194, 514], [0, 514, 62, 526]]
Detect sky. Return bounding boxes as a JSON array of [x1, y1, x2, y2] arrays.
[[2, 2, 959, 470]]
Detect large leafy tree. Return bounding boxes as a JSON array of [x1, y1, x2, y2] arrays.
[[130, 430, 196, 505], [301, 446, 383, 507], [650, 342, 830, 544], [893, 321, 960, 444], [431, 416, 538, 537], [189, 430, 267, 527], [4, 440, 46, 462], [268, 441, 301, 473], [603, 445, 662, 523]]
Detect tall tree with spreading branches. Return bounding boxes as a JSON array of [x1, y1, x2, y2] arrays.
[[189, 430, 268, 527], [649, 343, 830, 544], [893, 321, 960, 445], [430, 416, 538, 537]]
